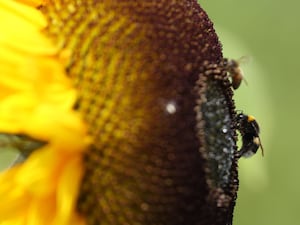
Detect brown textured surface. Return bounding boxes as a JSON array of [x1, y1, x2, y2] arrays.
[[41, 1, 238, 225], [195, 61, 238, 224]]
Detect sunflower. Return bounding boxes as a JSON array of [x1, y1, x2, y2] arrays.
[[0, 1, 238, 225], [0, 1, 89, 225]]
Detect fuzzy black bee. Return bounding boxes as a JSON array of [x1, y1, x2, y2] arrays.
[[236, 113, 264, 158]]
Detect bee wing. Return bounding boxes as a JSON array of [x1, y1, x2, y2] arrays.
[[237, 55, 251, 65]]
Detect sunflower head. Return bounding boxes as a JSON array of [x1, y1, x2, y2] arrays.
[[0, 1, 239, 225]]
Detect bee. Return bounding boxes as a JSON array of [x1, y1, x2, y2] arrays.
[[223, 57, 248, 90], [236, 113, 264, 158]]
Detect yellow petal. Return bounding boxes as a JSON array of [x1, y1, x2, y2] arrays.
[[0, 1, 89, 225]]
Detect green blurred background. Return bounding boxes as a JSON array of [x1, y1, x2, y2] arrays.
[[201, 0, 299, 224], [0, 1, 297, 224]]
